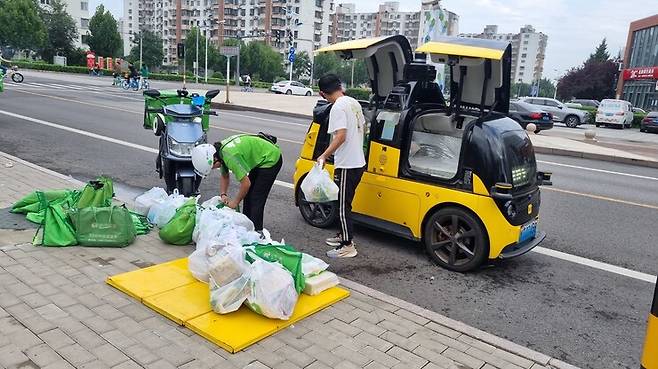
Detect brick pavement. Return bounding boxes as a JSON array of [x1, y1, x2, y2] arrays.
[[0, 151, 580, 369]]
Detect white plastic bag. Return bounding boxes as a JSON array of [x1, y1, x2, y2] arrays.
[[300, 164, 339, 203], [208, 246, 252, 314], [246, 259, 298, 320], [301, 253, 329, 278], [201, 196, 222, 209], [133, 187, 168, 216], [188, 248, 211, 282], [148, 190, 187, 227]]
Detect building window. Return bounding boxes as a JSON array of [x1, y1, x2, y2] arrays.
[[523, 41, 528, 45], [521, 53, 527, 58], [81, 18, 89, 28], [81, 1, 88, 11]]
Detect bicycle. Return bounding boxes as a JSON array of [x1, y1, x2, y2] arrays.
[[3, 66, 23, 83], [112, 74, 123, 86], [241, 84, 254, 92], [140, 77, 150, 90], [122, 77, 140, 91]]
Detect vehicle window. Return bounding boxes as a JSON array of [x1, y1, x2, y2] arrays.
[[293, 82, 302, 87], [601, 102, 622, 110], [647, 112, 658, 118], [509, 102, 519, 112], [544, 100, 559, 107], [407, 113, 463, 180]]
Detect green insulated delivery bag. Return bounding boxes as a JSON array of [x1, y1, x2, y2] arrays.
[[246, 244, 305, 293], [33, 202, 78, 247], [76, 177, 114, 209], [159, 198, 196, 245], [70, 206, 136, 247]]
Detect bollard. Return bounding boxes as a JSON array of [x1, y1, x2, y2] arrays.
[[641, 281, 658, 368], [525, 123, 537, 134]]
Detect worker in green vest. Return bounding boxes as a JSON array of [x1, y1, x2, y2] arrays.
[[192, 134, 282, 231]]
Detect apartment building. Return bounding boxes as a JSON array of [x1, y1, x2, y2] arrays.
[[124, 0, 333, 66], [38, 0, 91, 48], [460, 24, 548, 84], [330, 1, 459, 48]]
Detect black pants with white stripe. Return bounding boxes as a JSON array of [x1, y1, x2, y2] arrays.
[[334, 166, 365, 246]]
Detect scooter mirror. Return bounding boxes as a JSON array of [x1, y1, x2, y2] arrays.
[[205, 89, 220, 100], [143, 89, 160, 98]]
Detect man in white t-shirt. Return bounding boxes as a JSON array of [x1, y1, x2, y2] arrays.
[[317, 74, 366, 258]]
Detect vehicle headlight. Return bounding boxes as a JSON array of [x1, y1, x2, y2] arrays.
[[193, 117, 202, 124], [511, 166, 530, 187], [168, 137, 195, 157]]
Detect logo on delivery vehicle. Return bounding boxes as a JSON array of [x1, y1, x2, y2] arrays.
[[623, 66, 658, 80]]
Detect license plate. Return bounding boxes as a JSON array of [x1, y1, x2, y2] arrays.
[[605, 113, 613, 116], [653, 119, 658, 124], [519, 220, 537, 243], [542, 116, 549, 121]]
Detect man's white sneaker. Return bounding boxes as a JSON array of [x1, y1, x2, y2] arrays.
[[325, 234, 342, 247], [326, 243, 358, 258]]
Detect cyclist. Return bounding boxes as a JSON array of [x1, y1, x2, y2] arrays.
[[112, 60, 122, 85], [140, 64, 149, 89], [0, 54, 9, 76], [90, 62, 101, 77], [128, 63, 138, 85]]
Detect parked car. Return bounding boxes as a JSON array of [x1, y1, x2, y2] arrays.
[[595, 99, 634, 129], [270, 80, 313, 96], [508, 101, 553, 133], [294, 35, 551, 271], [568, 99, 600, 108], [564, 102, 583, 109], [520, 97, 589, 128], [633, 107, 647, 114], [640, 111, 658, 133]]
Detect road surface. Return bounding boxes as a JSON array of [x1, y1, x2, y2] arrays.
[[0, 73, 655, 369]]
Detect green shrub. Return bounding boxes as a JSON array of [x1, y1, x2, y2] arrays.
[[345, 88, 371, 101], [211, 71, 224, 79], [633, 112, 647, 128], [573, 106, 597, 125]]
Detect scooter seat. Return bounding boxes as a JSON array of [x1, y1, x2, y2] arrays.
[[163, 104, 203, 118]]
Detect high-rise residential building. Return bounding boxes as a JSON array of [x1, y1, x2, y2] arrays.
[[38, 0, 91, 49], [124, 0, 333, 67], [330, 1, 458, 48], [460, 25, 548, 84]]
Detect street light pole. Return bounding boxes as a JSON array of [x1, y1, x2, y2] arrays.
[[139, 33, 143, 69], [204, 26, 208, 83], [351, 60, 355, 88], [195, 26, 199, 83]]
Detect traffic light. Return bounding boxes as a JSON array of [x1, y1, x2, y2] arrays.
[[288, 29, 294, 44], [275, 31, 281, 45], [177, 43, 185, 59]]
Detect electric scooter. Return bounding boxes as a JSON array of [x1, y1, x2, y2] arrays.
[[143, 88, 220, 196]]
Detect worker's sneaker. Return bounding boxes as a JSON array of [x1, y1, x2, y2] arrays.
[[325, 234, 342, 247], [326, 243, 358, 258]]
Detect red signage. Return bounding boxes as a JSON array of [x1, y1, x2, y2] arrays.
[[623, 66, 658, 80]]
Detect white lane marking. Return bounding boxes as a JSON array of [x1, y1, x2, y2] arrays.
[[221, 111, 309, 127], [533, 247, 657, 284], [1, 107, 655, 284], [538, 160, 658, 181], [543, 187, 658, 211], [27, 82, 67, 89], [48, 83, 85, 90], [0, 109, 158, 154]]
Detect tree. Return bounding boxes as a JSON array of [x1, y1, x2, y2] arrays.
[[587, 38, 610, 64], [128, 31, 164, 69], [311, 52, 369, 87], [39, 0, 78, 63], [292, 51, 311, 80], [87, 5, 122, 57], [557, 61, 618, 100], [0, 0, 46, 52], [183, 27, 220, 76], [538, 78, 556, 98], [239, 41, 284, 82], [312, 52, 340, 81]]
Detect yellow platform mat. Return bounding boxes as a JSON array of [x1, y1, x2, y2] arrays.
[[106, 257, 349, 353]]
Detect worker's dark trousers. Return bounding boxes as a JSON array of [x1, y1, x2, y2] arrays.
[[334, 166, 366, 245], [243, 157, 283, 231]]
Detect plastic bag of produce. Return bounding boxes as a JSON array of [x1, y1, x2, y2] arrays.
[[245, 244, 305, 293], [300, 164, 339, 202], [159, 198, 197, 245], [245, 259, 298, 320], [301, 253, 329, 278], [208, 246, 252, 314], [133, 187, 168, 216], [148, 189, 187, 227]]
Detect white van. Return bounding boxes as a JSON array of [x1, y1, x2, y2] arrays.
[[596, 99, 634, 129]]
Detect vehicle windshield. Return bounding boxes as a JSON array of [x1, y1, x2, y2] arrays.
[[600, 102, 623, 111]]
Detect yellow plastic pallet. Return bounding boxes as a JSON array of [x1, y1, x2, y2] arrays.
[[106, 257, 349, 353]]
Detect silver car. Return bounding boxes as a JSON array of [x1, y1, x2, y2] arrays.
[[520, 97, 589, 128]]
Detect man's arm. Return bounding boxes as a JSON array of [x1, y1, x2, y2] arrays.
[[317, 129, 346, 164], [228, 176, 251, 209], [219, 171, 230, 202]]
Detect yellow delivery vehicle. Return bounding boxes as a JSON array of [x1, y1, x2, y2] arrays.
[[293, 35, 551, 271]]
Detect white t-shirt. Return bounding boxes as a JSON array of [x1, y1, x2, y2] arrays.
[[327, 95, 366, 169]]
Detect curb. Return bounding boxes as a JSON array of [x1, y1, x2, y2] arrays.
[[533, 146, 658, 169], [1, 150, 581, 369]]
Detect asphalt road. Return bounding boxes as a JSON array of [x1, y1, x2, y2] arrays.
[[1, 73, 656, 369]]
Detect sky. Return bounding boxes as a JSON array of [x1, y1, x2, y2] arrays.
[[92, 0, 655, 80]]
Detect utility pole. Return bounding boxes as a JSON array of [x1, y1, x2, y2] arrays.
[[139, 33, 143, 70], [195, 26, 199, 84], [351, 60, 355, 88], [204, 27, 208, 83]]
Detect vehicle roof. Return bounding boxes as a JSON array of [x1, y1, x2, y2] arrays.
[[416, 37, 508, 60], [600, 99, 630, 103]]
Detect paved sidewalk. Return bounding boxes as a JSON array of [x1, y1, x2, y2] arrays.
[[0, 151, 579, 369]]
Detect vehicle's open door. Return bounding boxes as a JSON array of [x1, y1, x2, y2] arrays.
[[315, 35, 413, 103], [416, 37, 512, 115]]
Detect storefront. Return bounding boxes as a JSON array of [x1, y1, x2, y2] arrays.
[[617, 14, 658, 111]]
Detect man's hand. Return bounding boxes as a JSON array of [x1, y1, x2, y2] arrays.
[[227, 199, 239, 210], [317, 155, 326, 168], [220, 194, 229, 204]]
